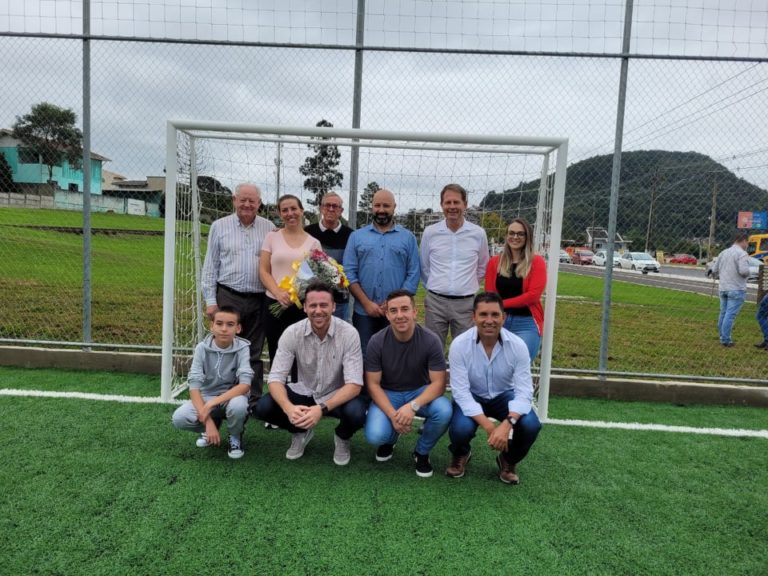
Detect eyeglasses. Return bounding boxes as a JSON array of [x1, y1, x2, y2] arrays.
[[507, 231, 526, 238], [322, 203, 342, 210]]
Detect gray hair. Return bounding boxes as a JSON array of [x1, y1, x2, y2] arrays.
[[234, 182, 262, 199]]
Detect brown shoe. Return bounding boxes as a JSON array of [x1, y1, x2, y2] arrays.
[[496, 452, 520, 485], [445, 451, 472, 478]]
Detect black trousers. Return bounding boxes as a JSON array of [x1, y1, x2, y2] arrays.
[[215, 285, 267, 406]]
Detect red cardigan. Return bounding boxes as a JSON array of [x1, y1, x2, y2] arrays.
[[485, 254, 546, 336]]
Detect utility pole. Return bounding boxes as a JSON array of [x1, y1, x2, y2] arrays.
[[274, 141, 283, 202], [644, 168, 658, 253], [707, 180, 718, 260]]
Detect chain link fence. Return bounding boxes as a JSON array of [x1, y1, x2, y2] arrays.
[[0, 0, 766, 384]]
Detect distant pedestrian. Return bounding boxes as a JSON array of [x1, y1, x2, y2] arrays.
[[755, 292, 768, 350], [712, 231, 750, 347]]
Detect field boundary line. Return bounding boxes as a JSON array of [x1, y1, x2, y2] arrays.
[[544, 417, 768, 439], [0, 388, 180, 404]]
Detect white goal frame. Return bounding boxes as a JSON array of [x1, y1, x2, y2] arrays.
[[161, 121, 568, 420]]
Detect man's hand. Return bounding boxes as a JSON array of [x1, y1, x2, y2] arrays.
[[486, 422, 510, 452], [205, 419, 221, 446], [294, 405, 323, 430], [390, 405, 415, 434], [206, 304, 219, 321], [363, 300, 382, 317], [198, 398, 219, 423]]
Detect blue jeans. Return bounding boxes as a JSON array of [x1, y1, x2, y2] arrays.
[[352, 312, 389, 357], [503, 315, 540, 361], [718, 290, 746, 344], [365, 386, 453, 455], [448, 390, 541, 466], [333, 302, 350, 322], [757, 293, 768, 342]]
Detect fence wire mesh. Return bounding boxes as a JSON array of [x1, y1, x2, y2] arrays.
[[0, 0, 766, 386]]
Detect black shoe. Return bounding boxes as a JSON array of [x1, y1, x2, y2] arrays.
[[375, 443, 396, 462], [754, 341, 768, 349], [721, 342, 734, 348], [413, 451, 433, 478]]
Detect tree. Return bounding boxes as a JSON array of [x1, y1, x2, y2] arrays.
[[12, 102, 83, 183], [480, 210, 505, 244], [0, 153, 15, 192], [299, 119, 343, 207], [357, 180, 380, 228]]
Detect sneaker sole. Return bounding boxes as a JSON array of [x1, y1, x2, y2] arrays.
[[415, 468, 433, 478], [375, 444, 396, 462], [228, 450, 244, 460], [333, 454, 351, 466]]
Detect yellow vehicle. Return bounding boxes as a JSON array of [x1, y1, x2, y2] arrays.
[[747, 234, 768, 263]]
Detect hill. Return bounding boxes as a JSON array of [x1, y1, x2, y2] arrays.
[[479, 150, 768, 252]]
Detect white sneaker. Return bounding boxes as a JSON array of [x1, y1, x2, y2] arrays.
[[195, 433, 211, 448], [286, 429, 314, 460], [333, 434, 351, 466], [228, 435, 244, 459]]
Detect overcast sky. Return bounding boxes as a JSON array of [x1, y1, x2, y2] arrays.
[[1, 0, 767, 212]]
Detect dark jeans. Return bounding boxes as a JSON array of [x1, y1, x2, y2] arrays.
[[352, 312, 389, 358], [216, 285, 267, 406], [254, 386, 367, 441], [448, 390, 542, 466], [264, 297, 307, 384]]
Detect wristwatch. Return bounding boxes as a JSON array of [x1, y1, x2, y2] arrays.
[[320, 403, 329, 416], [507, 415, 518, 426], [409, 400, 421, 412]]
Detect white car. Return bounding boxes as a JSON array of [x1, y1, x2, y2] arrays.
[[618, 251, 661, 272], [593, 249, 620, 267], [706, 256, 763, 283]]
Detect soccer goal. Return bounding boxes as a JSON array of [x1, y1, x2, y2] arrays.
[[161, 121, 568, 418]]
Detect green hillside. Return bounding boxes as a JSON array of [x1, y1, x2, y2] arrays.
[[480, 150, 768, 252]]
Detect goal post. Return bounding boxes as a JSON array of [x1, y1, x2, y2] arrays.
[[161, 121, 568, 420]]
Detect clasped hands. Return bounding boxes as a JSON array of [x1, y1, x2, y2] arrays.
[[286, 404, 322, 429]]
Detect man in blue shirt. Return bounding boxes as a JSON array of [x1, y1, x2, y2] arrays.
[[445, 292, 542, 484], [343, 188, 420, 355]]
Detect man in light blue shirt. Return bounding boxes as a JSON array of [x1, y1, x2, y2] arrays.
[[445, 292, 542, 484], [343, 188, 420, 355], [420, 183, 489, 350], [201, 183, 275, 406]]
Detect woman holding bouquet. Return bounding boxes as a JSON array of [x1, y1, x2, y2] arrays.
[[484, 217, 546, 362], [260, 194, 321, 380]]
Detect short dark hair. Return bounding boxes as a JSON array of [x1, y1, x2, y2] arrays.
[[440, 183, 467, 204], [473, 291, 504, 311], [734, 230, 749, 243], [385, 289, 415, 306], [304, 280, 334, 299], [214, 305, 241, 322]]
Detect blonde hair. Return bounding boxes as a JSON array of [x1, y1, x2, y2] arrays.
[[498, 217, 534, 279]]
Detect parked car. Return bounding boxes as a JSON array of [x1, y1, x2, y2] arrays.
[[559, 249, 572, 264], [593, 249, 620, 267], [706, 256, 763, 283], [572, 249, 594, 265], [618, 251, 661, 272], [669, 253, 697, 265]]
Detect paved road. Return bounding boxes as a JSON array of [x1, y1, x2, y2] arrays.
[[561, 263, 759, 301]]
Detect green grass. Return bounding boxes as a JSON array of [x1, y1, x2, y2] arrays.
[[0, 206, 765, 380], [1, 379, 766, 575]]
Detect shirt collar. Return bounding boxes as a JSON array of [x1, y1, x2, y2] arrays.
[[319, 220, 342, 233]]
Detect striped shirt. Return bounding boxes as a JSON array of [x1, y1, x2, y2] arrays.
[[202, 213, 275, 305], [267, 317, 364, 404]]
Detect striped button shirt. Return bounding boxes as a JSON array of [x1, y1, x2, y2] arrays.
[[202, 213, 275, 305], [267, 317, 364, 404]]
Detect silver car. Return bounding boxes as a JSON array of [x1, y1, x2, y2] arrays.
[[618, 251, 661, 272], [593, 249, 620, 267], [706, 256, 763, 283]]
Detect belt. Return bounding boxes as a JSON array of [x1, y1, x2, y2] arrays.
[[428, 290, 474, 300], [217, 283, 263, 298]]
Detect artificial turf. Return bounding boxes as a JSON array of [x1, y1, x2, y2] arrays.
[[1, 375, 766, 575]]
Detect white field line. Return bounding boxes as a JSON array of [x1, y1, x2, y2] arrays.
[[0, 388, 181, 404], [2, 388, 766, 439], [544, 418, 768, 439]]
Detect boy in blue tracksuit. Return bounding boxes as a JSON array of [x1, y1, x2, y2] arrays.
[[172, 306, 254, 459]]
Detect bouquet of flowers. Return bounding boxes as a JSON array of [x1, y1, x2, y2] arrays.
[[269, 248, 350, 316]]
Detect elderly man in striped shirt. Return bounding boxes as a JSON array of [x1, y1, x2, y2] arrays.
[[253, 282, 367, 466], [201, 182, 275, 408]]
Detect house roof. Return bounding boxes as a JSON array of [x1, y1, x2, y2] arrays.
[[0, 128, 110, 162]]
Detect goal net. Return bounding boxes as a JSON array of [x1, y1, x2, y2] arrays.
[[161, 122, 568, 419]]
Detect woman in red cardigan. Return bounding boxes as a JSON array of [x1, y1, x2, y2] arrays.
[[485, 217, 546, 361]]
